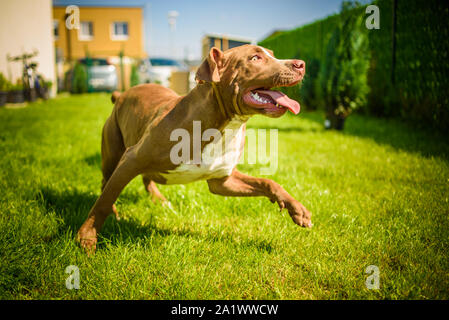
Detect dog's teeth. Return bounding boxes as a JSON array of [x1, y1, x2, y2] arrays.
[[252, 92, 271, 104]]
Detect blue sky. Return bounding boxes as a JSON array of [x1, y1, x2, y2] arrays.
[[53, 0, 347, 59]]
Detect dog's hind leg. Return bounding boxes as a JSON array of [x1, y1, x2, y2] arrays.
[[101, 113, 125, 220], [142, 175, 167, 204]]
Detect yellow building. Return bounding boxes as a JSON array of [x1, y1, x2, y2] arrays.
[[53, 6, 146, 90], [53, 6, 146, 60]]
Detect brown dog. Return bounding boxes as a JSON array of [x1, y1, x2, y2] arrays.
[[77, 45, 311, 252]]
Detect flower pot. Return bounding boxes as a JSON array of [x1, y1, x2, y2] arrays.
[[7, 90, 25, 103], [333, 117, 346, 130], [37, 86, 50, 100], [325, 113, 346, 131], [0, 91, 7, 106], [25, 88, 37, 102]]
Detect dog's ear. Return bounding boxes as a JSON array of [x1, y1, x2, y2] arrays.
[[195, 47, 224, 83]]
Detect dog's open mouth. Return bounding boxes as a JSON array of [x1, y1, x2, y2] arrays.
[[242, 88, 300, 115]]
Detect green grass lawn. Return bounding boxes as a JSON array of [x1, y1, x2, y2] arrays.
[[1, 93, 448, 299]]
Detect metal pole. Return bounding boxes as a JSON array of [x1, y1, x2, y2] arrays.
[[119, 48, 125, 91], [168, 11, 179, 58]]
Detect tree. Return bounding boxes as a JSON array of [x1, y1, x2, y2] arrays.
[[71, 62, 88, 94], [320, 1, 370, 130], [130, 64, 140, 88]]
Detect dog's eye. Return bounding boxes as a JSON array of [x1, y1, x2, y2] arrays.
[[250, 55, 261, 61]]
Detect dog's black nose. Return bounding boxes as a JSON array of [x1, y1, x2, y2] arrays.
[[292, 60, 305, 76]]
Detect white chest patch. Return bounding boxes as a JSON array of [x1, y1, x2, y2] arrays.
[[160, 116, 248, 184]]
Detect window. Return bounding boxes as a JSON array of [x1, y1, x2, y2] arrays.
[[228, 40, 251, 49], [111, 22, 129, 40], [79, 21, 93, 40], [53, 20, 59, 40]]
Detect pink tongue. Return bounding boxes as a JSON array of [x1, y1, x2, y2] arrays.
[[256, 90, 300, 114]]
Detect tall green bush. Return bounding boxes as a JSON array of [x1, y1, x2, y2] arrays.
[[130, 64, 140, 88], [71, 62, 88, 94], [321, 1, 370, 129]]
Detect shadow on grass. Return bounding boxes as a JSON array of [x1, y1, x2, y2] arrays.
[[37, 186, 274, 253], [84, 152, 101, 169], [37, 186, 97, 229], [101, 216, 275, 253], [257, 110, 449, 161], [342, 114, 449, 161]]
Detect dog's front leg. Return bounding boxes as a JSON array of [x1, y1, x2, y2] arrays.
[[207, 170, 312, 227], [77, 147, 142, 253]]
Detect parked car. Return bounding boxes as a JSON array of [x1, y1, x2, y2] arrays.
[[138, 57, 189, 88], [79, 58, 118, 92]]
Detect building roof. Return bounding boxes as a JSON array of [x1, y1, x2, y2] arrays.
[[203, 33, 256, 44], [52, 0, 145, 8]]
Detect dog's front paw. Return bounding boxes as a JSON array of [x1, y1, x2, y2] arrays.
[[279, 199, 312, 228], [76, 226, 98, 255]]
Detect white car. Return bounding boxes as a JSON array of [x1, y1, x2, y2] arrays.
[[79, 58, 118, 92], [138, 58, 189, 88]]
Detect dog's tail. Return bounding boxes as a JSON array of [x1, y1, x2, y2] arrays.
[[111, 91, 121, 104]]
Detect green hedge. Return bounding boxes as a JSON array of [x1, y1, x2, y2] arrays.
[[391, 0, 449, 130], [320, 2, 370, 129], [259, 0, 449, 132]]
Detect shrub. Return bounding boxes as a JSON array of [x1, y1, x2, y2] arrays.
[[0, 73, 12, 92], [320, 1, 370, 129], [130, 64, 140, 87], [71, 62, 88, 94]]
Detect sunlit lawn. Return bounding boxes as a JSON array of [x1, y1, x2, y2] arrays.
[[0, 93, 448, 299]]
